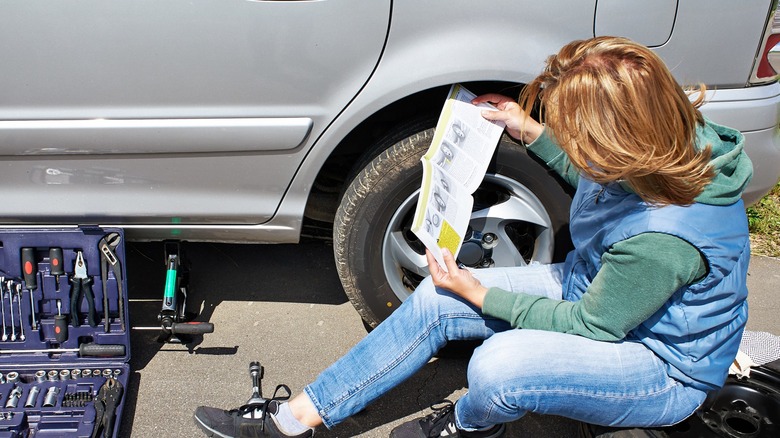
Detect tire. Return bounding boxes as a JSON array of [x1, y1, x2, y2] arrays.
[[334, 124, 573, 328]]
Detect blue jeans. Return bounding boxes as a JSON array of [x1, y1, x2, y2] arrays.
[[304, 263, 707, 430]]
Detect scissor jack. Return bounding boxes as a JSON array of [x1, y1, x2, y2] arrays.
[[154, 241, 214, 343]]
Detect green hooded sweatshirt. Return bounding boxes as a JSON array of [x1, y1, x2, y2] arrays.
[[482, 118, 753, 341]]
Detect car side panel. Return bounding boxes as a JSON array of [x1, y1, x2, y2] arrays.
[[271, 0, 599, 240], [0, 0, 390, 225], [276, 0, 779, 242], [1, 0, 775, 244]]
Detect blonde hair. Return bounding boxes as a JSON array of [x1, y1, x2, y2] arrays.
[[519, 36, 714, 205]]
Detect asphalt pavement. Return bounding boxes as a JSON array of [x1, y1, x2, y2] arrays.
[[118, 240, 780, 437]]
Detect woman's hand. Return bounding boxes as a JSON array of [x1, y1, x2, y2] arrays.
[[426, 248, 488, 308], [472, 94, 544, 145]]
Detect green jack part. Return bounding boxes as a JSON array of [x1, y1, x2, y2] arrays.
[[164, 269, 177, 299]]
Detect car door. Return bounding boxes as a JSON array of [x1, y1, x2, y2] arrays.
[[0, 0, 390, 226]]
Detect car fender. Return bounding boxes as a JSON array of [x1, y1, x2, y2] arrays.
[[271, 0, 598, 235]]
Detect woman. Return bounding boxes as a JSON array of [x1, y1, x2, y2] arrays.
[[195, 36, 752, 438]]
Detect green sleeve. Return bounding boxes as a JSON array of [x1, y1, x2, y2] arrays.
[[482, 233, 707, 341], [525, 128, 580, 188]]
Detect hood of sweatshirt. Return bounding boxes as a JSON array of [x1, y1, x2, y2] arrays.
[[694, 117, 753, 206]]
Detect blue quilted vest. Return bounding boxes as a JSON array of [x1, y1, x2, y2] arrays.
[[562, 178, 750, 391]]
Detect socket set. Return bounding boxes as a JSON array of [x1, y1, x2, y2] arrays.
[[0, 228, 130, 437]]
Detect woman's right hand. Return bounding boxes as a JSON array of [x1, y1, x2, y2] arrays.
[[472, 94, 544, 145]]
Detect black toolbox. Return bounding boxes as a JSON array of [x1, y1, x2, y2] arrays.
[[0, 228, 129, 437]]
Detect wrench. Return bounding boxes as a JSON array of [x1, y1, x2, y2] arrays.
[[99, 232, 124, 332], [0, 278, 6, 341], [7, 281, 15, 341], [15, 284, 25, 341], [28, 290, 37, 331]]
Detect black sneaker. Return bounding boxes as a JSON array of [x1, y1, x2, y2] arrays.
[[390, 400, 505, 438], [194, 385, 313, 438]]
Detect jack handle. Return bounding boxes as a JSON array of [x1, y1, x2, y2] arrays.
[[163, 321, 215, 335]]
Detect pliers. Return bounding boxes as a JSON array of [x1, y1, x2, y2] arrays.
[[91, 377, 124, 438], [70, 251, 97, 328], [99, 233, 124, 332]]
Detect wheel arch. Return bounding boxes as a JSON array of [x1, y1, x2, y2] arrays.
[[301, 81, 525, 227]]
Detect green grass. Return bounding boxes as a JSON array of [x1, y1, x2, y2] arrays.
[[748, 181, 780, 257]]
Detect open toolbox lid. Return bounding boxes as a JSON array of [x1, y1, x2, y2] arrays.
[[0, 227, 130, 438]]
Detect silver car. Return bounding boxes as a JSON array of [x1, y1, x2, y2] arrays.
[[2, 0, 779, 327]]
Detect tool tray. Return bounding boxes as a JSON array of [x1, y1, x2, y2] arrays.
[[0, 228, 129, 437]]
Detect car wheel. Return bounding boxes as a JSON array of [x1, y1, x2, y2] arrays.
[[334, 125, 573, 328]]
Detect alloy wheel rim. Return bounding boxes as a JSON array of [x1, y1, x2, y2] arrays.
[[381, 174, 555, 302]]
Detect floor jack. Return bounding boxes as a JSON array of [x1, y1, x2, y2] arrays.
[[159, 241, 214, 343], [135, 241, 215, 343]]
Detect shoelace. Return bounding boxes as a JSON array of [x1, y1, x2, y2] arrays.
[[231, 384, 292, 431], [422, 400, 457, 437]]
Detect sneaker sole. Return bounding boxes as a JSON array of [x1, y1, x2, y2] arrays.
[[476, 423, 506, 438], [194, 414, 234, 438]]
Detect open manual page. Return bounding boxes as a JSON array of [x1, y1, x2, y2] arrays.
[[411, 84, 505, 271]]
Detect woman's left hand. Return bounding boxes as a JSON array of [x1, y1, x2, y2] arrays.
[[426, 248, 488, 308]]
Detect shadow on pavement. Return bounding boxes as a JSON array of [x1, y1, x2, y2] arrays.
[[118, 240, 579, 437], [122, 240, 350, 436]]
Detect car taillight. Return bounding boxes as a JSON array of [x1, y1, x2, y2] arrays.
[[753, 1, 780, 83]]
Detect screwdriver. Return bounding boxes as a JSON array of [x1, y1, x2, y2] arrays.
[[21, 247, 39, 330], [49, 247, 65, 288], [0, 342, 125, 357], [54, 300, 68, 343]]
